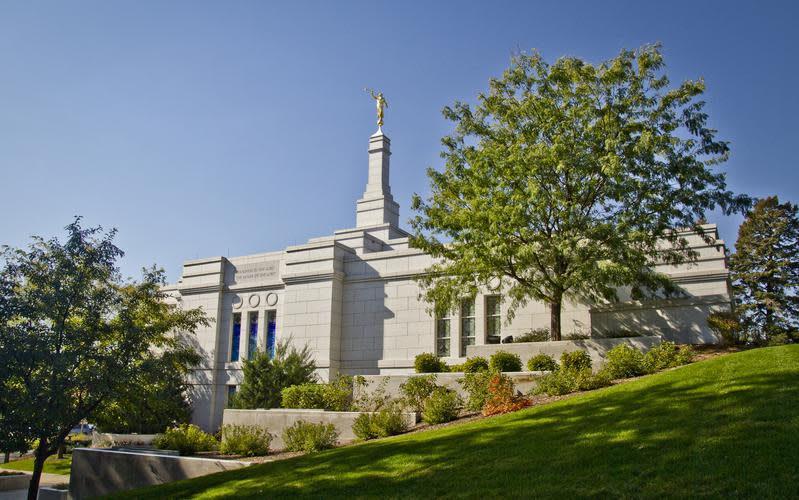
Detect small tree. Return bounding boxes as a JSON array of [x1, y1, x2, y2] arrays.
[[411, 45, 748, 339], [231, 340, 316, 410], [730, 196, 799, 342], [0, 219, 208, 499]]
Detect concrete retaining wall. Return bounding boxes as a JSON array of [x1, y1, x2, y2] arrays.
[[355, 371, 544, 401], [69, 447, 250, 499], [0, 473, 30, 492], [466, 336, 662, 370], [222, 408, 418, 449]]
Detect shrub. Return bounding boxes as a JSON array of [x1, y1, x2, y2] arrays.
[[282, 421, 338, 452], [421, 388, 463, 424], [482, 373, 530, 416], [707, 310, 743, 344], [414, 353, 448, 373], [564, 333, 590, 340], [352, 403, 409, 440], [219, 424, 271, 456], [462, 356, 489, 373], [459, 371, 494, 412], [351, 377, 391, 412], [489, 351, 522, 372], [513, 328, 550, 343], [535, 367, 611, 396], [594, 330, 642, 338], [153, 424, 217, 456], [560, 351, 592, 372], [527, 353, 557, 371], [642, 342, 694, 372], [281, 377, 352, 411], [602, 344, 646, 379], [400, 375, 439, 413]]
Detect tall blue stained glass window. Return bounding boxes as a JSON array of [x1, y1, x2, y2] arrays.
[[247, 312, 259, 360], [230, 313, 241, 362], [266, 310, 277, 358]]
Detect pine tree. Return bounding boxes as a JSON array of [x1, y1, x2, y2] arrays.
[[231, 341, 316, 409], [730, 196, 799, 342]]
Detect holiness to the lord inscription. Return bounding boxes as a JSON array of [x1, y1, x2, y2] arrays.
[[234, 261, 279, 283]]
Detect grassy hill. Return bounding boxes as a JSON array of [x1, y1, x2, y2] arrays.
[[116, 346, 799, 499]]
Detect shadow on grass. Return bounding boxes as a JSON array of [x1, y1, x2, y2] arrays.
[[116, 346, 799, 499]]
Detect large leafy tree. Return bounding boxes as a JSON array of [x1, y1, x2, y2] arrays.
[[730, 196, 799, 342], [0, 219, 208, 499], [411, 45, 749, 340], [92, 346, 201, 434]]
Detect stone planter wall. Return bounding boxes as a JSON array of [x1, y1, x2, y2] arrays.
[[466, 336, 663, 370], [222, 408, 418, 449], [355, 371, 544, 401]]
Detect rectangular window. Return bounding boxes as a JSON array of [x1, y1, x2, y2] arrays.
[[266, 310, 277, 358], [436, 309, 451, 357], [227, 385, 237, 408], [247, 311, 259, 360], [230, 313, 241, 362], [486, 296, 501, 344], [460, 298, 476, 357]]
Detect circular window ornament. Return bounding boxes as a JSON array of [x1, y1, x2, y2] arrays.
[[266, 292, 278, 306], [232, 296, 243, 309], [248, 294, 260, 308], [488, 277, 502, 292]]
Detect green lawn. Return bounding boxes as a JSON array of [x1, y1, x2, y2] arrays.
[[116, 346, 799, 499], [3, 454, 72, 476]]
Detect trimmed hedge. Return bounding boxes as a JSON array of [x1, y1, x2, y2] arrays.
[[527, 353, 558, 371], [489, 351, 522, 372], [414, 353, 448, 373]]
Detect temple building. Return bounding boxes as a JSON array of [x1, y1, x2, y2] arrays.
[[164, 127, 733, 431]]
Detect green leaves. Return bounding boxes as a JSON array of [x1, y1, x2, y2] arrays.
[[411, 45, 749, 339]]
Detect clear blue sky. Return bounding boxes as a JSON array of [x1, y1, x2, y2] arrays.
[[1, 1, 797, 282]]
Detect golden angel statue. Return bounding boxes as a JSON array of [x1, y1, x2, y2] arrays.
[[364, 88, 388, 128]]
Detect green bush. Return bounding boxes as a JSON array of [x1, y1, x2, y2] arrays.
[[153, 424, 217, 456], [602, 344, 646, 379], [219, 424, 271, 456], [281, 421, 339, 453], [535, 367, 611, 396], [513, 328, 550, 343], [459, 370, 494, 412], [414, 353, 448, 373], [642, 342, 694, 372], [560, 351, 592, 372], [281, 377, 352, 411], [489, 351, 522, 372], [400, 375, 439, 413], [527, 353, 558, 371], [462, 356, 489, 373], [421, 388, 463, 424], [352, 403, 410, 440], [707, 310, 743, 344], [231, 340, 317, 410]]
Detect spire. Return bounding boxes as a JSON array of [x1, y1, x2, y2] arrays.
[[355, 130, 400, 228]]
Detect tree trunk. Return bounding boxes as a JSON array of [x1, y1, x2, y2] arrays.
[[550, 298, 562, 341], [27, 439, 48, 500], [57, 443, 64, 460], [3, 450, 9, 463]]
